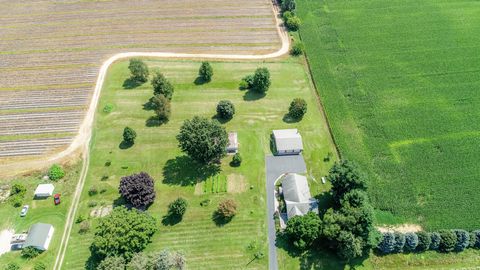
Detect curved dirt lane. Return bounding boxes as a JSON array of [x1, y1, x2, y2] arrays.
[[53, 2, 289, 270]]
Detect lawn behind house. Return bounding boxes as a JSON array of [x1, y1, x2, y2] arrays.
[[61, 58, 337, 269]]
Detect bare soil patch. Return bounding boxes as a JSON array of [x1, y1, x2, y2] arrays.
[[227, 174, 247, 193], [90, 205, 113, 218], [377, 223, 423, 233]]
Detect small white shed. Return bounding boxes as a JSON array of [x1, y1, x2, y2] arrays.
[[34, 184, 54, 198], [272, 129, 304, 155], [226, 132, 239, 154]]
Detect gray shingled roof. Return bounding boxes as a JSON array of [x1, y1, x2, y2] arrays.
[[282, 174, 318, 219], [24, 223, 53, 251]]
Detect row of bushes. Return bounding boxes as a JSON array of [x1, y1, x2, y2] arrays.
[[377, 230, 480, 254]]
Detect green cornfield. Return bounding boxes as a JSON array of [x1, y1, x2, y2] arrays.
[[297, 0, 480, 230]]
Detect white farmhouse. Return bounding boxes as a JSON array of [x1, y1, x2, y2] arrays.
[[281, 173, 318, 219], [272, 129, 303, 155]]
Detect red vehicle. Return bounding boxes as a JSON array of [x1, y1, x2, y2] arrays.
[[53, 194, 61, 205]]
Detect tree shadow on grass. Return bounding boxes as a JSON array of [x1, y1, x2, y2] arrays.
[[212, 211, 234, 227], [162, 213, 183, 226], [194, 77, 209, 85], [211, 114, 230, 124], [283, 113, 302, 124], [146, 116, 167, 127], [243, 90, 265, 101], [162, 156, 220, 186], [119, 140, 134, 150], [123, 78, 144, 89], [142, 97, 156, 111]]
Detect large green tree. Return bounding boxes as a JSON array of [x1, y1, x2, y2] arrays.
[[176, 116, 228, 164], [252, 67, 271, 93], [91, 206, 157, 260], [151, 72, 174, 100], [128, 59, 149, 83], [284, 212, 321, 250], [327, 160, 367, 203]]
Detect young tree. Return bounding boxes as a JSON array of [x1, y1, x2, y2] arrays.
[[123, 126, 137, 144], [21, 246, 41, 259], [155, 249, 186, 270], [4, 263, 20, 270], [393, 232, 405, 253], [471, 230, 480, 249], [404, 232, 419, 252], [152, 94, 171, 122], [119, 172, 156, 209], [97, 256, 126, 270], [151, 72, 174, 100], [454, 229, 470, 252], [252, 67, 271, 93], [430, 232, 441, 250], [198, 62, 213, 83], [327, 160, 367, 204], [290, 40, 305, 56], [377, 232, 396, 254], [11, 184, 26, 196], [48, 164, 65, 181], [281, 0, 296, 12], [216, 199, 237, 220], [285, 15, 301, 31], [439, 230, 456, 252], [177, 116, 228, 164], [288, 98, 307, 119], [129, 58, 149, 83], [127, 252, 156, 270], [284, 212, 321, 251], [216, 100, 235, 120], [168, 198, 188, 217], [231, 153, 242, 167], [416, 231, 431, 252], [91, 206, 157, 260]]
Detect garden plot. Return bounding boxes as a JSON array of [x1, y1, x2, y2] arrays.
[[0, 0, 281, 163]]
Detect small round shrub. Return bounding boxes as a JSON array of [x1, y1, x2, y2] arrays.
[[393, 232, 405, 253], [254, 251, 265, 259], [291, 41, 305, 56], [103, 104, 114, 113], [10, 196, 22, 208], [11, 184, 26, 196], [34, 262, 46, 270], [79, 220, 90, 234], [169, 197, 188, 217], [5, 263, 20, 270], [240, 74, 254, 90], [430, 232, 441, 250], [76, 214, 86, 224], [217, 199, 237, 219], [377, 232, 395, 254], [122, 126, 137, 144], [285, 16, 301, 31], [88, 186, 98, 196], [216, 100, 235, 120], [416, 231, 431, 252], [199, 61, 213, 82], [404, 232, 419, 252], [21, 246, 41, 259], [88, 201, 98, 208], [439, 230, 457, 252], [471, 230, 480, 248], [231, 153, 242, 167], [454, 229, 470, 252], [48, 164, 65, 181], [200, 199, 211, 207], [288, 98, 307, 119]]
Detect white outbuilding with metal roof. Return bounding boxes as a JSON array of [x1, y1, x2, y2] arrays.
[[272, 129, 303, 155], [24, 223, 54, 251], [34, 184, 54, 198]]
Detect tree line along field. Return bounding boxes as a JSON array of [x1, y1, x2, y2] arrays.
[[297, 0, 480, 230], [61, 59, 336, 269], [0, 0, 281, 169]]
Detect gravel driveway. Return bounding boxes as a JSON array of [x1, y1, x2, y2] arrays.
[[265, 155, 306, 270]]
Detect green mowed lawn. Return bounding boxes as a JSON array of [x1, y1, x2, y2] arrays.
[[297, 0, 480, 230], [61, 58, 337, 269], [0, 164, 81, 269]]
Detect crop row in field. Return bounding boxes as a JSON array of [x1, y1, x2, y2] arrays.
[[0, 0, 281, 161]]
